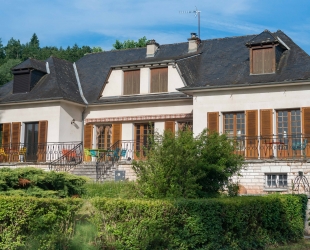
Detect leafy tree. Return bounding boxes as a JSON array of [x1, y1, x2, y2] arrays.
[[91, 46, 103, 53], [0, 39, 5, 60], [0, 59, 21, 85], [30, 33, 39, 47], [5, 38, 22, 59], [113, 36, 148, 50], [132, 129, 244, 198]]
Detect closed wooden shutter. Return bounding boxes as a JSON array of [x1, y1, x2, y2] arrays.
[[2, 123, 11, 148], [112, 124, 122, 146], [207, 112, 219, 133], [38, 120, 48, 162], [11, 122, 21, 161], [83, 124, 93, 162], [252, 47, 274, 74], [151, 68, 168, 93], [302, 107, 310, 157], [124, 70, 140, 95], [165, 121, 175, 133], [246, 110, 258, 158], [260, 109, 273, 158]]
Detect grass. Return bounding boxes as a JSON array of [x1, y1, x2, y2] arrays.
[[82, 181, 143, 199]]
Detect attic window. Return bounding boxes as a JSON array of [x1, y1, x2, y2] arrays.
[[250, 46, 275, 75], [12, 69, 46, 94]]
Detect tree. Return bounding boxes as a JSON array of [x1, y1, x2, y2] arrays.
[[5, 38, 22, 59], [0, 59, 22, 86], [112, 36, 148, 50], [91, 46, 103, 53], [0, 39, 5, 60], [132, 129, 244, 198]]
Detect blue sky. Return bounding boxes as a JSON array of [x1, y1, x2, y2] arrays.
[[1, 0, 310, 54]]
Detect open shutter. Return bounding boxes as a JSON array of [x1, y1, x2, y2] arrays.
[[260, 109, 273, 159], [2, 123, 11, 146], [207, 112, 219, 133], [37, 120, 48, 162], [246, 110, 258, 158], [112, 124, 122, 148], [11, 122, 21, 161], [302, 107, 310, 157], [84, 124, 93, 162], [165, 121, 175, 133]]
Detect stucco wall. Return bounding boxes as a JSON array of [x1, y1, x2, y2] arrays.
[[101, 65, 184, 97], [193, 82, 310, 135]]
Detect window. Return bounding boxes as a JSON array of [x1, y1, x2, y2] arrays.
[[265, 173, 287, 189], [123, 70, 140, 95], [135, 123, 154, 159], [96, 125, 111, 150], [224, 112, 245, 138], [150, 67, 168, 93], [251, 47, 275, 74], [178, 121, 193, 131]]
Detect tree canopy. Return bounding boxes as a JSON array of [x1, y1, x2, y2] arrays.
[[112, 36, 148, 50], [132, 129, 244, 198], [0, 33, 104, 86]]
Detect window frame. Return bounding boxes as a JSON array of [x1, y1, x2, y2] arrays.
[[250, 45, 275, 75], [123, 69, 140, 95], [223, 112, 245, 138], [150, 67, 168, 93], [265, 173, 288, 190]]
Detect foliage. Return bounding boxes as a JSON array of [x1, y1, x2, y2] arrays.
[[0, 167, 88, 198], [0, 33, 103, 86], [83, 181, 142, 199], [113, 36, 148, 50], [132, 129, 244, 198], [0, 196, 82, 250], [90, 194, 307, 249]]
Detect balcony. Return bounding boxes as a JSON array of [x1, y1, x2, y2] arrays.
[[0, 142, 83, 164]]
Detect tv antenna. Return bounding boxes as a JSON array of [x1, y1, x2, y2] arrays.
[[180, 7, 201, 38]]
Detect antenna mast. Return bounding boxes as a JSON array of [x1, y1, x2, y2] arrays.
[[180, 7, 201, 38]]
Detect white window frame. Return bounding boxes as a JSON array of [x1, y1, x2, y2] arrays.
[[265, 173, 288, 190]]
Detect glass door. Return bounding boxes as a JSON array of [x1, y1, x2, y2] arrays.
[[24, 123, 38, 161]]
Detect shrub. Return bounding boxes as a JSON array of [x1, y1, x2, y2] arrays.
[[0, 196, 83, 249], [0, 167, 88, 198], [132, 129, 244, 198], [90, 194, 307, 249]]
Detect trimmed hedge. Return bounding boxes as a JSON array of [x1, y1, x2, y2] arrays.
[[0, 196, 83, 250], [91, 194, 307, 250]]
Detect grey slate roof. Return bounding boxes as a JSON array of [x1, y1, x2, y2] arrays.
[[1, 29, 310, 105], [12, 58, 47, 73], [0, 57, 84, 104]]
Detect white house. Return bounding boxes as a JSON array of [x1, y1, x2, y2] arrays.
[[1, 30, 310, 194]]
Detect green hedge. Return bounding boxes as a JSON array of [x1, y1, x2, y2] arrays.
[[90, 194, 307, 250], [0, 196, 83, 250]]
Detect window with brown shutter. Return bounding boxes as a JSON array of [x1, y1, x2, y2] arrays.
[[84, 124, 93, 162], [260, 109, 273, 158], [207, 112, 219, 133], [112, 124, 122, 148], [302, 107, 310, 157], [251, 47, 275, 74], [151, 68, 168, 93], [165, 121, 175, 133], [0, 124, 3, 147], [96, 125, 111, 150], [37, 121, 48, 162], [134, 123, 154, 159], [2, 123, 11, 147], [11, 122, 21, 161], [246, 110, 258, 158], [123, 70, 140, 95]]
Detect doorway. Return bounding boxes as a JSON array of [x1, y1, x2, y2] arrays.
[[24, 122, 38, 161]]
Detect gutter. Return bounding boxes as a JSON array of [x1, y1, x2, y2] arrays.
[[177, 79, 310, 94], [73, 63, 89, 143]]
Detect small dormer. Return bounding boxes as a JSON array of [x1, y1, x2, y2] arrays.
[[246, 30, 287, 75], [146, 39, 159, 57], [12, 58, 47, 94]]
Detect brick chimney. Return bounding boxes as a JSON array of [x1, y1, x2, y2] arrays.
[[146, 39, 159, 57], [188, 33, 200, 53]]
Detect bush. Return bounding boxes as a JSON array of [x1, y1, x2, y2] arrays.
[[90, 194, 307, 249], [0, 196, 83, 249], [132, 129, 244, 198], [0, 167, 88, 198]]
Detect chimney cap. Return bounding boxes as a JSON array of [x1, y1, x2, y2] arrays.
[[147, 39, 159, 46], [188, 32, 200, 41]]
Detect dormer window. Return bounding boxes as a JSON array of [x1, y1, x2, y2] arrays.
[[150, 67, 168, 93], [251, 46, 275, 74], [123, 70, 140, 95], [246, 30, 286, 75]]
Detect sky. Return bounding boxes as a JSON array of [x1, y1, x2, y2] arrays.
[[0, 0, 310, 54]]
